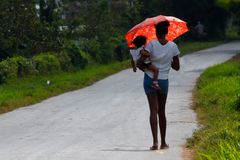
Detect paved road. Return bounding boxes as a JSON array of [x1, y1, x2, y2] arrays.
[[0, 41, 240, 160]]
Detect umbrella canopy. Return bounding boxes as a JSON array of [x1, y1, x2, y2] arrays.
[[125, 15, 189, 47]]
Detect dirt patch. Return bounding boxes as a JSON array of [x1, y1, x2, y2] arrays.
[[229, 53, 240, 62], [182, 145, 195, 160]]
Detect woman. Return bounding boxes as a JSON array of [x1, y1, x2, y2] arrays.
[[137, 21, 180, 150]]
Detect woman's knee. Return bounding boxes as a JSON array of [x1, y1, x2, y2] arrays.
[[157, 94, 167, 107], [147, 94, 158, 107], [149, 114, 158, 123]]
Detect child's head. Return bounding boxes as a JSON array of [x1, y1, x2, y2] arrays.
[[132, 36, 147, 48]]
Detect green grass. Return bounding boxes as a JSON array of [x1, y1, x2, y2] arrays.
[[0, 40, 226, 114], [0, 61, 130, 114], [188, 54, 240, 160], [178, 41, 224, 56]]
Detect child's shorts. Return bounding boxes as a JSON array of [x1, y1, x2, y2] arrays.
[[138, 62, 151, 71], [143, 73, 169, 95]]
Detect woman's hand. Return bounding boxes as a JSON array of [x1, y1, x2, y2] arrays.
[[171, 55, 180, 71]]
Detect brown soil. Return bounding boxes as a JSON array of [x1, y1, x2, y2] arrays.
[[182, 145, 195, 160]]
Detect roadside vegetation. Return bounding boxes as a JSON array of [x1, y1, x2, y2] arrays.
[[178, 41, 225, 56], [0, 60, 130, 114], [0, 40, 225, 114], [188, 54, 240, 160], [0, 0, 240, 114]]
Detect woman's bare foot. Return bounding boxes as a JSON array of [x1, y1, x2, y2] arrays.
[[160, 144, 169, 149], [150, 143, 158, 150]]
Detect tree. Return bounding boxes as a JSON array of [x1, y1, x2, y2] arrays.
[[39, 0, 62, 24], [0, 0, 38, 59], [140, 0, 229, 38], [216, 0, 240, 34], [60, 0, 142, 63], [0, 0, 64, 60]]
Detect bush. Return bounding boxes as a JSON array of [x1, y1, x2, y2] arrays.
[[12, 56, 36, 77], [96, 47, 113, 64], [0, 57, 31, 83], [33, 53, 61, 75], [80, 38, 112, 64], [0, 61, 8, 84], [114, 42, 130, 61], [0, 56, 41, 83], [0, 58, 18, 79], [54, 51, 73, 71], [80, 38, 101, 60], [79, 50, 94, 65], [65, 42, 88, 69], [0, 71, 6, 84]]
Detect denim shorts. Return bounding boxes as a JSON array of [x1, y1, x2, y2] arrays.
[[143, 74, 169, 95]]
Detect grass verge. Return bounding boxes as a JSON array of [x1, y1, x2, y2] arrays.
[[0, 40, 226, 114], [187, 54, 240, 160], [0, 61, 130, 114], [178, 40, 224, 56]]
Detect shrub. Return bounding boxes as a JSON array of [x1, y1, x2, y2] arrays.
[[81, 38, 101, 60], [0, 58, 18, 78], [79, 38, 112, 64], [12, 56, 36, 77], [79, 50, 94, 65], [114, 42, 130, 61], [33, 53, 61, 75], [105, 36, 129, 62], [96, 47, 113, 64], [55, 51, 73, 71], [65, 43, 88, 69], [0, 71, 6, 84], [0, 61, 8, 84], [0, 56, 37, 83]]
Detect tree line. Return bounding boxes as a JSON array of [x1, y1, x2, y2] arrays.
[[0, 0, 239, 82]]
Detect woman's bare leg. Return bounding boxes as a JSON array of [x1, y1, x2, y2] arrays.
[[157, 91, 168, 149], [146, 93, 159, 148]]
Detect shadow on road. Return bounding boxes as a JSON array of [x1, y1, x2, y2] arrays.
[[101, 148, 150, 152]]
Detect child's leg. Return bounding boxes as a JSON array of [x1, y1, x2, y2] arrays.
[[147, 64, 159, 81], [131, 58, 137, 72], [147, 64, 160, 90]]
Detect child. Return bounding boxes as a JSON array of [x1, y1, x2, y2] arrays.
[[130, 36, 160, 90]]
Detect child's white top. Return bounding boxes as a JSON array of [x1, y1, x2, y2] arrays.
[[130, 46, 143, 62], [130, 46, 151, 64], [145, 40, 180, 79]]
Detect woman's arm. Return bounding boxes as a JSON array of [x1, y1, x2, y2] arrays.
[[171, 55, 180, 71]]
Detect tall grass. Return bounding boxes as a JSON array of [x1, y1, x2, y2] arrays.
[[188, 54, 240, 160]]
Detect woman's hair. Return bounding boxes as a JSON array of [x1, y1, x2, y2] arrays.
[[155, 21, 170, 35], [132, 35, 147, 48]]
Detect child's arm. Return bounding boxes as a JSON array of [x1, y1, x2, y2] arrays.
[[136, 49, 150, 68], [140, 48, 150, 58], [131, 57, 137, 72]]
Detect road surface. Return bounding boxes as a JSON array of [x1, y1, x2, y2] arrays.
[[0, 41, 240, 160]]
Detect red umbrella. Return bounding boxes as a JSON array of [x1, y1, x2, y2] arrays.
[[125, 15, 189, 47]]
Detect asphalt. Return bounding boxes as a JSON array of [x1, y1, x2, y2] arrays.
[[0, 41, 240, 160]]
